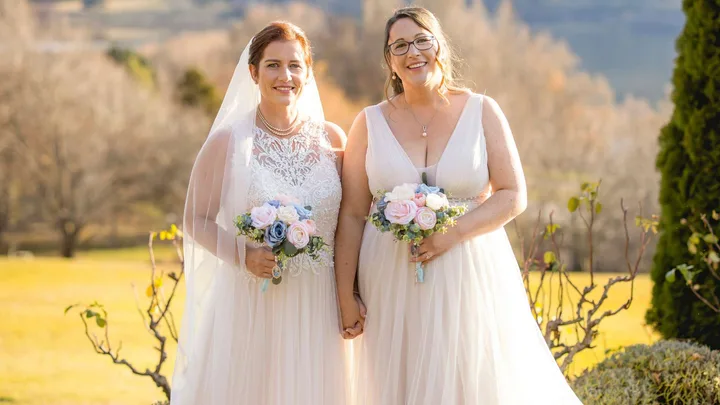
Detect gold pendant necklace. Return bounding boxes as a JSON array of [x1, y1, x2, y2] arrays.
[[407, 102, 439, 138]]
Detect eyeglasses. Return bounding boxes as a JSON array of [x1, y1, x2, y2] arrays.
[[387, 36, 436, 56]]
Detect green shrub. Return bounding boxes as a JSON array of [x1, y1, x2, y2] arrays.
[[647, 0, 720, 348], [572, 367, 658, 404], [571, 340, 720, 404]]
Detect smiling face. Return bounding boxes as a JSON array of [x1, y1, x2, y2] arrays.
[[386, 17, 442, 91], [249, 39, 309, 107]]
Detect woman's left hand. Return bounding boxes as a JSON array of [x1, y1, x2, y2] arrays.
[[410, 228, 461, 264]]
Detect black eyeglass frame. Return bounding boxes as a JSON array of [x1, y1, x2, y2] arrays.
[[386, 35, 437, 56]]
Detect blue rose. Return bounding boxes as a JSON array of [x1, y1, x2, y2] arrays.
[[264, 220, 287, 247], [417, 184, 441, 195], [292, 203, 312, 220], [377, 197, 388, 212], [266, 200, 281, 208]]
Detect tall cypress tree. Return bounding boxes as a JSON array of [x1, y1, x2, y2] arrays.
[[646, 0, 720, 348]]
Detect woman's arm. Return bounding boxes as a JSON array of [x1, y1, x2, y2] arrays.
[[453, 95, 527, 240], [184, 129, 241, 265], [413, 95, 527, 262], [334, 110, 373, 333], [324, 121, 348, 175]]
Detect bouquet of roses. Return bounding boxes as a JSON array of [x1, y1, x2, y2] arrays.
[[235, 195, 326, 292], [368, 182, 466, 283]]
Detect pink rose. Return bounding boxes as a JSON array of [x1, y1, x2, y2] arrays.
[[415, 207, 438, 230], [303, 219, 317, 235], [287, 221, 311, 249], [412, 193, 426, 207], [385, 200, 418, 225], [276, 194, 300, 206], [250, 204, 277, 229]]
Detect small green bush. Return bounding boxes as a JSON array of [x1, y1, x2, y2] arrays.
[[571, 367, 658, 404], [571, 340, 720, 404]]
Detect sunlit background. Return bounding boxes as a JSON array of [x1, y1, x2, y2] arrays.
[[3, 1, 715, 404]]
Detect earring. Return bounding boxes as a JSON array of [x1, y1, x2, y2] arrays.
[[392, 72, 397, 80]]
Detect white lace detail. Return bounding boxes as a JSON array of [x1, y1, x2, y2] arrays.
[[246, 120, 341, 278]]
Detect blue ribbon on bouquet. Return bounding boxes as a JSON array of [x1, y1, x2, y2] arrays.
[[261, 260, 284, 293], [411, 243, 425, 283]]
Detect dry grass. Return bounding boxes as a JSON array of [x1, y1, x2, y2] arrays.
[[0, 255, 182, 405], [0, 251, 656, 405]]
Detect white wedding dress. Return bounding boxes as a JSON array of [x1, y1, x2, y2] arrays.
[[349, 93, 583, 404], [172, 121, 347, 404]]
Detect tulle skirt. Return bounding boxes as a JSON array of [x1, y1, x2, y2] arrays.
[[171, 263, 347, 405], [348, 223, 583, 405]]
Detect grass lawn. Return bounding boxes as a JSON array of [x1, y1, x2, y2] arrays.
[[0, 248, 657, 405]]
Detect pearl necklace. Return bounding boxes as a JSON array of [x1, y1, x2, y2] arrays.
[[257, 108, 299, 137]]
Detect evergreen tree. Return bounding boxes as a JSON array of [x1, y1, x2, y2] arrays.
[[646, 0, 720, 348]]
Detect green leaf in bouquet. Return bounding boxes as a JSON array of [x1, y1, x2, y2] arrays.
[[282, 239, 299, 257], [409, 224, 420, 233]]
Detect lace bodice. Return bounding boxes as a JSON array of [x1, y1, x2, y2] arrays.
[[246, 121, 341, 277]]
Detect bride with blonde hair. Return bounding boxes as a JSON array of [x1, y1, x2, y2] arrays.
[[335, 7, 583, 404]]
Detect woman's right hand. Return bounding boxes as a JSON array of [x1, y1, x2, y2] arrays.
[[244, 245, 276, 278], [339, 293, 366, 339]]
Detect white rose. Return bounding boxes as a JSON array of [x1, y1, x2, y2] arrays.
[[385, 183, 417, 202], [426, 193, 449, 210], [277, 205, 300, 224]]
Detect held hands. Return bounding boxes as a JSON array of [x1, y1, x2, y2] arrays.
[[340, 293, 367, 339], [245, 245, 276, 278], [409, 227, 461, 265]]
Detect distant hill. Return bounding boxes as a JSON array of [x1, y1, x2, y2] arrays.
[[34, 0, 683, 101], [297, 0, 685, 101], [482, 0, 683, 101]]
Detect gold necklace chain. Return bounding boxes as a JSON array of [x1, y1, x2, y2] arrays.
[[257, 108, 299, 137], [406, 100, 440, 138]]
